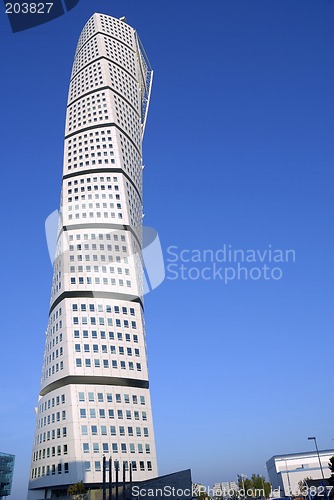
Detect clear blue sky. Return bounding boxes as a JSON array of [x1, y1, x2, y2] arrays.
[[0, 1, 333, 498]]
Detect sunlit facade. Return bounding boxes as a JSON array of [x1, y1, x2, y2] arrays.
[[28, 13, 157, 499]]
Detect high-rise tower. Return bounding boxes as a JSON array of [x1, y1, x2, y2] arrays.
[[28, 13, 157, 499]]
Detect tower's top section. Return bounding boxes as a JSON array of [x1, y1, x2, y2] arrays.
[[74, 13, 135, 55], [71, 13, 153, 135]]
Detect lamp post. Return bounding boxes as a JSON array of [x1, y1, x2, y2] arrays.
[[308, 436, 328, 498]]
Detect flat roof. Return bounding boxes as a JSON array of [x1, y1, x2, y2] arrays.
[[269, 449, 334, 460]]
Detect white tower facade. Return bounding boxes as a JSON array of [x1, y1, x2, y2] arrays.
[[28, 13, 157, 499]]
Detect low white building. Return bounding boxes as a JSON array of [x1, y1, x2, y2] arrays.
[[266, 449, 334, 497]]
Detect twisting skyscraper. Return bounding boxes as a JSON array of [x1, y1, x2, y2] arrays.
[[28, 13, 157, 499]]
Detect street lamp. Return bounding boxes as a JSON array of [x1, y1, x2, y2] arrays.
[[307, 436, 328, 498]]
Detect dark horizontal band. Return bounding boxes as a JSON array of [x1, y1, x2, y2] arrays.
[[68, 81, 140, 120], [71, 53, 137, 84], [56, 221, 141, 250], [40, 375, 149, 397], [63, 166, 142, 203], [65, 121, 140, 156], [49, 290, 143, 316], [76, 30, 135, 60]]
